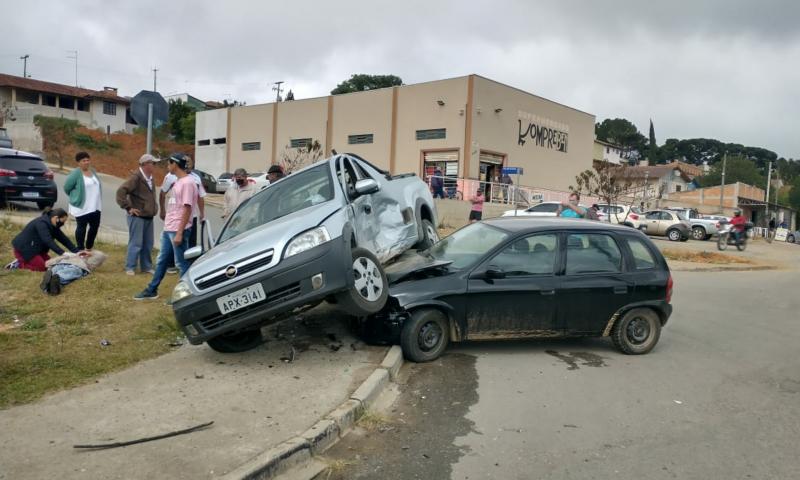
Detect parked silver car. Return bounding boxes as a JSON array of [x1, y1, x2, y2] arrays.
[[171, 153, 439, 353]]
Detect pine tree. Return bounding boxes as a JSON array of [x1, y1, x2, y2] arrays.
[[648, 119, 657, 165]]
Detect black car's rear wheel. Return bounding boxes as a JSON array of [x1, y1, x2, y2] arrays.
[[336, 247, 388, 316], [206, 328, 263, 353], [400, 309, 449, 362], [612, 308, 661, 355]]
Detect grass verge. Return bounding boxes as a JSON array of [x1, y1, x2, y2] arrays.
[[0, 218, 181, 409], [661, 248, 752, 264]]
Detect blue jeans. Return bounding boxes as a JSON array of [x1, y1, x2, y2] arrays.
[[125, 215, 154, 272], [145, 230, 189, 295]]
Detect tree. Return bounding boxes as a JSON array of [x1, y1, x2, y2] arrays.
[[280, 140, 323, 173], [648, 119, 657, 165], [699, 154, 766, 188], [331, 74, 403, 95], [0, 100, 17, 127], [33, 116, 79, 169], [570, 161, 634, 216], [285, 90, 295, 101], [167, 99, 196, 144], [788, 177, 800, 212], [594, 118, 647, 164]]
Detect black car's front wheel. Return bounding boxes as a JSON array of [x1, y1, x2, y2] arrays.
[[336, 247, 388, 316], [611, 308, 661, 355], [400, 309, 450, 362], [206, 328, 263, 353]]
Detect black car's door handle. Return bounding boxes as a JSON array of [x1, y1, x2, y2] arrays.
[[540, 289, 555, 296], [613, 286, 628, 294], [364, 205, 372, 214]]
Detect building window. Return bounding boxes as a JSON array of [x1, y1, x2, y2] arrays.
[[198, 139, 211, 146], [43, 94, 57, 107], [77, 99, 90, 112], [103, 101, 117, 115], [416, 128, 446, 140], [18, 89, 38, 104], [290, 138, 312, 148], [213, 138, 227, 145], [675, 185, 682, 192], [242, 142, 261, 151], [59, 96, 75, 110], [348, 134, 374, 145]]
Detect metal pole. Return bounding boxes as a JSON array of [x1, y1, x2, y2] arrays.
[[719, 152, 727, 213], [153, 68, 158, 92], [146, 103, 153, 154], [765, 161, 772, 222], [20, 55, 29, 77]]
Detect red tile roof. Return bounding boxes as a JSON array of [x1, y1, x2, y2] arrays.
[[0, 73, 130, 104]]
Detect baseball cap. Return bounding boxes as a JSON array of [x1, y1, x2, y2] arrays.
[[168, 153, 190, 170], [267, 164, 284, 175], [138, 153, 160, 165]]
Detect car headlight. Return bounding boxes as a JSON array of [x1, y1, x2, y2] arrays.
[[285, 227, 331, 258], [171, 280, 193, 304]]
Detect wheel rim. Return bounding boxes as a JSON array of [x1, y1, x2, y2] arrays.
[[353, 256, 383, 302], [425, 224, 439, 243], [626, 317, 651, 345], [669, 230, 679, 241], [692, 228, 704, 240], [418, 321, 443, 351]]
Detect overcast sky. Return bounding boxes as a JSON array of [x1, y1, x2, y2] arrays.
[[3, 0, 799, 158]]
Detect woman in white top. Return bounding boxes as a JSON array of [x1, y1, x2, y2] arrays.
[[63, 151, 103, 250]]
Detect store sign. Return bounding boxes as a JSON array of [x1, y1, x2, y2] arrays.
[[517, 111, 568, 153]]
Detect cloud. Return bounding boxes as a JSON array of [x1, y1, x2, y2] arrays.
[[2, 0, 798, 157]]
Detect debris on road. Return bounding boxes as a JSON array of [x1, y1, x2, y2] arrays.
[[73, 421, 214, 450]]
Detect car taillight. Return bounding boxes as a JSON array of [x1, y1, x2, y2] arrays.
[[44, 169, 54, 180], [666, 274, 673, 303], [716, 222, 720, 229], [629, 213, 639, 220], [0, 168, 16, 177]]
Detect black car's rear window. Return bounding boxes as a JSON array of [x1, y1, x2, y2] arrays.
[[565, 233, 623, 274], [626, 237, 658, 270], [0, 156, 47, 172]]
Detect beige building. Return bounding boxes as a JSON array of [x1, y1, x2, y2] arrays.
[[195, 75, 596, 192]]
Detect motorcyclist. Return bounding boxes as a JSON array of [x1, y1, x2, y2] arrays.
[[729, 209, 746, 244]]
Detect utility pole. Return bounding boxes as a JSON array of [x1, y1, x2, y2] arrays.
[[272, 81, 284, 102], [152, 67, 158, 92], [718, 151, 727, 213], [20, 55, 29, 77], [765, 161, 772, 222], [67, 50, 78, 86]]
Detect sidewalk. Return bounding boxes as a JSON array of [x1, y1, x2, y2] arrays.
[[0, 307, 386, 480]]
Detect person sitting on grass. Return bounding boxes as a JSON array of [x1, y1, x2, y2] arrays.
[[10, 208, 81, 272]]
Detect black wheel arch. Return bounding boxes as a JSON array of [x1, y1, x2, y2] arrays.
[[603, 302, 670, 336], [401, 302, 460, 342]]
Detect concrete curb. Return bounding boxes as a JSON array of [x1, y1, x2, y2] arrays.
[[670, 264, 777, 273], [222, 345, 404, 480]]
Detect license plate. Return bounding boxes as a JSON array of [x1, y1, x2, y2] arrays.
[[216, 283, 266, 315], [22, 191, 39, 198]]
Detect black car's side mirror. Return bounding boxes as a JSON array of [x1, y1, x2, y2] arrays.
[[485, 265, 506, 279]]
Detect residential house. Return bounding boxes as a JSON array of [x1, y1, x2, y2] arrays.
[[593, 139, 627, 165], [0, 73, 132, 152]]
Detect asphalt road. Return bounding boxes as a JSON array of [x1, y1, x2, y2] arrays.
[[7, 169, 227, 239], [324, 268, 800, 479]]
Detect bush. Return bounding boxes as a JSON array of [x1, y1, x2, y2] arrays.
[[72, 132, 121, 152]]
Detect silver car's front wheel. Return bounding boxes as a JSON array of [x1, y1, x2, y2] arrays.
[[336, 247, 389, 316], [353, 256, 384, 302]]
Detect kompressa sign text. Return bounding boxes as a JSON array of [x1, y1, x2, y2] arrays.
[[517, 111, 568, 153]]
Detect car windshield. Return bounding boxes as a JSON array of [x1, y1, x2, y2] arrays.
[[218, 164, 335, 243], [425, 222, 510, 271]]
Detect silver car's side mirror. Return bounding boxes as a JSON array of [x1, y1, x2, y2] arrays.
[[184, 246, 202, 261], [355, 178, 380, 195]]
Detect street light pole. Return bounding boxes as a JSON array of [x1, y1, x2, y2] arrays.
[[20, 54, 29, 77], [719, 152, 727, 213], [765, 161, 772, 222]]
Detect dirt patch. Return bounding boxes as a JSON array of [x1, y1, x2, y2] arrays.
[[661, 249, 752, 265]]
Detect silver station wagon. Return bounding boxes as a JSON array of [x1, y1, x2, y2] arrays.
[[171, 153, 439, 353]]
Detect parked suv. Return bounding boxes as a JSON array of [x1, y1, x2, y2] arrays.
[[640, 209, 691, 241], [596, 203, 642, 229], [666, 207, 719, 240], [365, 218, 673, 362], [0, 148, 57, 209], [171, 153, 438, 353]]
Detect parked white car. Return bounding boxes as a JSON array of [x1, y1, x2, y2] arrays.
[[248, 172, 269, 190], [596, 204, 642, 229], [502, 201, 604, 220]]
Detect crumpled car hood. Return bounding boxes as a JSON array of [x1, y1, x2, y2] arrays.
[[384, 250, 452, 284]]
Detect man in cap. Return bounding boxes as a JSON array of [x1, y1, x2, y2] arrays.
[[160, 154, 206, 249], [116, 153, 160, 275], [223, 167, 256, 218], [134, 153, 198, 300], [267, 164, 285, 184]]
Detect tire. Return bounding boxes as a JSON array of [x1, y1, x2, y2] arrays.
[[206, 328, 263, 353], [788, 234, 795, 244], [691, 226, 707, 241], [400, 309, 450, 362], [415, 219, 439, 250], [736, 239, 747, 251], [336, 247, 388, 316], [717, 233, 728, 251], [37, 201, 54, 210], [667, 229, 682, 241], [611, 308, 661, 355]]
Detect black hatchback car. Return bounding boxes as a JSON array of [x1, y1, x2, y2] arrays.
[[368, 217, 673, 362], [0, 148, 57, 210]]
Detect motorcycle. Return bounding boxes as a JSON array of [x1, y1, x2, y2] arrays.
[[717, 220, 753, 251]]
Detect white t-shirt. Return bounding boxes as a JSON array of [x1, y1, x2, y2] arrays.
[[162, 171, 206, 219], [69, 174, 102, 218]]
